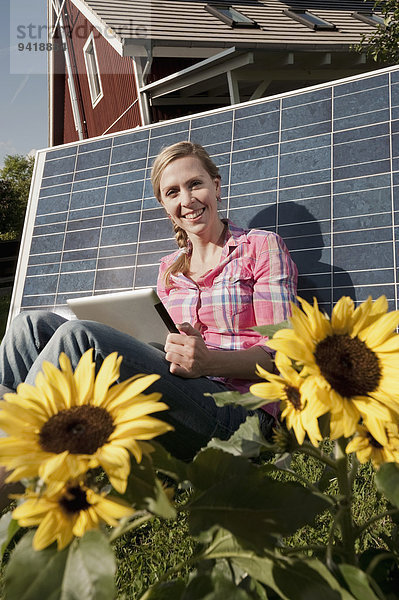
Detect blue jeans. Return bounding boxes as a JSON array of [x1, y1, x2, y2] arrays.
[[0, 311, 267, 460]]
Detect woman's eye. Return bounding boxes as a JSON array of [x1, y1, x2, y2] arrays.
[[191, 180, 201, 188], [166, 189, 177, 197]]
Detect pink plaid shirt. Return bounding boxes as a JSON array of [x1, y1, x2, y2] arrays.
[[157, 220, 298, 397]]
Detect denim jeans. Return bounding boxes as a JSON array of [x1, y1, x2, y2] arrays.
[[0, 311, 266, 460]]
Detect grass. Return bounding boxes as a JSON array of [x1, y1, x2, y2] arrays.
[[114, 490, 197, 599]]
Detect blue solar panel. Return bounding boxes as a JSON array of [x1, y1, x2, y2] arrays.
[[9, 65, 399, 325]]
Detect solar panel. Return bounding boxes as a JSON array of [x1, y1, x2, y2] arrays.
[[8, 65, 399, 327]]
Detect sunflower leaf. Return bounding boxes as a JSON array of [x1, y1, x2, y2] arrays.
[[375, 462, 399, 508], [338, 564, 380, 600], [207, 391, 267, 410], [149, 441, 189, 483], [4, 531, 70, 600], [251, 320, 292, 338], [4, 530, 116, 600], [62, 530, 116, 600], [186, 449, 330, 554], [206, 416, 270, 458], [0, 512, 20, 561], [122, 452, 176, 519], [140, 578, 186, 599], [231, 555, 355, 600]]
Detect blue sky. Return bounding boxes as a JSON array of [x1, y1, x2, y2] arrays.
[[0, 0, 48, 167]]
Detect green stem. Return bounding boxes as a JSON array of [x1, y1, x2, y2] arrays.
[[275, 467, 335, 505], [109, 513, 153, 543], [355, 508, 399, 539], [334, 437, 357, 565], [299, 441, 337, 470], [279, 544, 330, 556]]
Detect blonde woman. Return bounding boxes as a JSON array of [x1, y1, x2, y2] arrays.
[[0, 142, 297, 460]]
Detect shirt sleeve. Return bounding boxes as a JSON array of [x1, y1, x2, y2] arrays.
[[251, 231, 298, 347]]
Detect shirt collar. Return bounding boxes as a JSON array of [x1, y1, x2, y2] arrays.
[[223, 219, 249, 255]]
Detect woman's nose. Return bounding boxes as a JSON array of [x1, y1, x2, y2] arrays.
[[181, 187, 194, 205]]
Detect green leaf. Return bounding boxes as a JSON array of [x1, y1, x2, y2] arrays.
[[182, 573, 252, 600], [0, 511, 20, 560], [140, 579, 186, 600], [61, 530, 116, 600], [252, 320, 292, 338], [338, 565, 380, 600], [233, 555, 356, 600], [122, 452, 176, 519], [187, 449, 330, 553], [209, 390, 270, 410], [5, 530, 116, 600], [4, 531, 70, 600], [149, 441, 189, 483], [206, 416, 269, 458], [375, 462, 399, 508]]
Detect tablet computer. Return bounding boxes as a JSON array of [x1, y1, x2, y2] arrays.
[[67, 289, 178, 347]]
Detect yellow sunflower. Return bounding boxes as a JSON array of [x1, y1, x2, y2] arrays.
[[267, 296, 399, 440], [346, 422, 399, 468], [13, 481, 135, 551], [250, 352, 325, 446], [0, 350, 173, 493]]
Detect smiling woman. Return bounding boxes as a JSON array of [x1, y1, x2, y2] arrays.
[[0, 142, 297, 479]]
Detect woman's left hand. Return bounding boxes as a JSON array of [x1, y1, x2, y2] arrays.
[[164, 322, 210, 378]]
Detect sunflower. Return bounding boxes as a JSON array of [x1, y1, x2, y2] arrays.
[[0, 350, 173, 493], [346, 421, 399, 468], [250, 352, 325, 446], [13, 480, 135, 551], [267, 296, 399, 440]]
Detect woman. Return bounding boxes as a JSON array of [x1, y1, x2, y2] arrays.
[[0, 142, 297, 461]]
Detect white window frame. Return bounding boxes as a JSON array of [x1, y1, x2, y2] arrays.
[[83, 32, 103, 108]]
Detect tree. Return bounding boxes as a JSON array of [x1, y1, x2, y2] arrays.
[[0, 154, 34, 239], [355, 0, 399, 64]]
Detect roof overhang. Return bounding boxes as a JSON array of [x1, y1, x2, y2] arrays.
[[66, 0, 125, 55], [139, 47, 254, 99]]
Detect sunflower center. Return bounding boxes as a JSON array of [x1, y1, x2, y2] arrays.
[[285, 385, 302, 410], [314, 334, 381, 398], [59, 485, 91, 515], [39, 405, 115, 455]]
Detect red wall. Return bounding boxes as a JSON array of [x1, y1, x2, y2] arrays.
[[61, 1, 142, 144]]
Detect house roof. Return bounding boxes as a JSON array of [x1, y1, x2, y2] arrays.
[[71, 0, 381, 55]]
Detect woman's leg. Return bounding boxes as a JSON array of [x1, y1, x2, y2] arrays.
[[0, 311, 68, 391], [0, 312, 251, 460]]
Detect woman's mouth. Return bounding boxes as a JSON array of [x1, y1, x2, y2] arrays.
[[183, 208, 205, 220]]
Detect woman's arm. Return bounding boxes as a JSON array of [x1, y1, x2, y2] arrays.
[[164, 322, 273, 380]]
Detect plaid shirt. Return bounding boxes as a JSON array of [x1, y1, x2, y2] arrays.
[[157, 220, 298, 395]]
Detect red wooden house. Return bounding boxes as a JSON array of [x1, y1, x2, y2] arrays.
[[48, 0, 388, 147]]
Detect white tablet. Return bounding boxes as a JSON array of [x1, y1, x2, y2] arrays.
[[67, 289, 178, 347]]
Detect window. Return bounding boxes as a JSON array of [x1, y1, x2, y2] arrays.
[[205, 4, 258, 28], [283, 9, 336, 31], [83, 32, 103, 107], [352, 11, 386, 28]]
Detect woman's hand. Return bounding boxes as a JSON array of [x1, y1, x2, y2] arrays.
[[164, 322, 210, 378]]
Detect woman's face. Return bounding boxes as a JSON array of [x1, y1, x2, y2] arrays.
[[159, 155, 221, 240]]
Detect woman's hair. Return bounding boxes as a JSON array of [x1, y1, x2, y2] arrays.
[[151, 141, 221, 286]]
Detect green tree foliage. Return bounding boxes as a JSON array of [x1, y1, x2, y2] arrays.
[[356, 0, 399, 64], [0, 154, 34, 239]]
